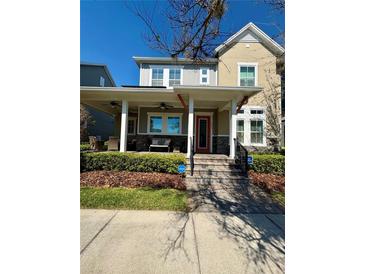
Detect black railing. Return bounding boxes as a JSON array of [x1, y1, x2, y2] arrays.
[[234, 138, 248, 176], [190, 136, 194, 176]]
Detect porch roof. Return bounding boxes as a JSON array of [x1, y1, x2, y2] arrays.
[[80, 85, 262, 115]]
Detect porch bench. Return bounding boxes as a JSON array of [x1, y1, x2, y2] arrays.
[[149, 138, 172, 152]]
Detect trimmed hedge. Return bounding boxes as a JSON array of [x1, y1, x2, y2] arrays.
[[81, 152, 186, 174], [80, 144, 91, 151], [249, 154, 285, 175]]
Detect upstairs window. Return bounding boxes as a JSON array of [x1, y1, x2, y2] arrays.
[[200, 68, 209, 85], [169, 68, 181, 86], [99, 76, 105, 87], [239, 64, 257, 87], [151, 68, 164, 86]]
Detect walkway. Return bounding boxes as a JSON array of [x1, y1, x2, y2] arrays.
[[81, 209, 284, 274]]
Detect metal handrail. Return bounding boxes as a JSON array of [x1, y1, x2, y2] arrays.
[[190, 136, 194, 176], [234, 138, 248, 176]]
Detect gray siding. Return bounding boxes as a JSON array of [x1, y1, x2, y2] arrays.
[[80, 64, 115, 140], [80, 65, 114, 87], [139, 63, 217, 86]]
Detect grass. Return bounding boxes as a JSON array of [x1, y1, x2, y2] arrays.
[[80, 187, 187, 211], [272, 191, 285, 206]]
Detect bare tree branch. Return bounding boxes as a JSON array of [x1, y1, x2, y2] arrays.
[[127, 0, 227, 60]]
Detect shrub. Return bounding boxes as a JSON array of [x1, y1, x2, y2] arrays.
[[249, 154, 285, 175], [80, 171, 185, 190], [80, 152, 186, 174], [80, 144, 91, 151]]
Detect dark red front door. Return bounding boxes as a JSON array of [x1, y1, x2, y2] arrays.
[[195, 116, 211, 153]]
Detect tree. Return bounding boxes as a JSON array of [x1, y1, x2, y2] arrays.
[[261, 70, 282, 150], [80, 104, 91, 142], [128, 0, 227, 59]]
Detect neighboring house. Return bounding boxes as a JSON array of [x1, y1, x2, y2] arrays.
[[80, 22, 284, 157], [80, 63, 116, 141]]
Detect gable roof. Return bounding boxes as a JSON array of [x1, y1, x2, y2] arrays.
[[214, 22, 284, 57], [80, 62, 116, 87]]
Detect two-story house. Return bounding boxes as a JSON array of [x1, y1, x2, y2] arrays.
[[80, 22, 284, 157], [80, 63, 116, 141]]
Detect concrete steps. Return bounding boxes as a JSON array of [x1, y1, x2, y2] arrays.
[[186, 154, 246, 181]]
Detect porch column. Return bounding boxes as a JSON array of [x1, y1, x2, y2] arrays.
[[187, 96, 194, 158], [120, 100, 128, 152], [229, 98, 237, 159]]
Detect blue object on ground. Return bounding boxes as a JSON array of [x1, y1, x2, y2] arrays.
[[178, 165, 186, 173]]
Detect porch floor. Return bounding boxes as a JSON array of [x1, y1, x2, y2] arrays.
[[192, 154, 230, 160]]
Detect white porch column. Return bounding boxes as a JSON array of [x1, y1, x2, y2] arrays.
[[120, 100, 128, 152], [187, 96, 194, 158], [229, 98, 237, 159]]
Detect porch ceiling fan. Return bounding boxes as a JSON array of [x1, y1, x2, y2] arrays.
[[158, 102, 173, 110]]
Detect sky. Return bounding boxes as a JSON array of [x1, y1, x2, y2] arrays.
[[81, 0, 284, 86]]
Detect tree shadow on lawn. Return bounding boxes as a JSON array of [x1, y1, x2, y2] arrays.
[[162, 178, 285, 273]]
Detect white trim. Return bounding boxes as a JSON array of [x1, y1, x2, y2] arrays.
[[168, 66, 184, 86], [127, 117, 137, 135], [215, 67, 218, 86], [120, 100, 128, 152], [149, 65, 184, 87], [147, 112, 183, 135], [229, 99, 237, 159], [213, 134, 229, 137], [137, 106, 141, 134], [187, 97, 194, 158], [149, 66, 164, 86], [214, 22, 285, 56], [194, 111, 213, 153], [237, 62, 258, 87], [199, 67, 210, 85], [236, 106, 267, 147]]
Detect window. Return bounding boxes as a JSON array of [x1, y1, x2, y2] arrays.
[[151, 68, 164, 86], [128, 118, 136, 135], [148, 113, 182, 135], [200, 68, 209, 85], [236, 119, 244, 144], [167, 116, 180, 134], [99, 76, 105, 87], [169, 68, 181, 86], [250, 120, 264, 144], [250, 109, 263, 114], [236, 106, 266, 146], [149, 116, 163, 133], [238, 64, 257, 87]]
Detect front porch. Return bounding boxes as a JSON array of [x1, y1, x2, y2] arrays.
[[81, 85, 261, 158]]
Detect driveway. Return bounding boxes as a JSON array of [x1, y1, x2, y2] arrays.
[[81, 208, 284, 274]]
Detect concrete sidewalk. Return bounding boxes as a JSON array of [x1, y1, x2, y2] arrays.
[[81, 209, 284, 274]]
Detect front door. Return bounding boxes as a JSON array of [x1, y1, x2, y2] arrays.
[[195, 115, 211, 153]]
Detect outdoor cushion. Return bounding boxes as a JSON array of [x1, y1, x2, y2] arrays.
[[152, 139, 159, 145]]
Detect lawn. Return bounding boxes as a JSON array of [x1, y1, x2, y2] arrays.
[[272, 191, 285, 206], [80, 187, 187, 211]]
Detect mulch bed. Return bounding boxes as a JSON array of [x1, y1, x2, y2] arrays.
[[80, 171, 186, 190], [248, 170, 285, 193]]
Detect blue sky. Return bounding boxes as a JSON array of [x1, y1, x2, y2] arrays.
[[81, 0, 284, 86]]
